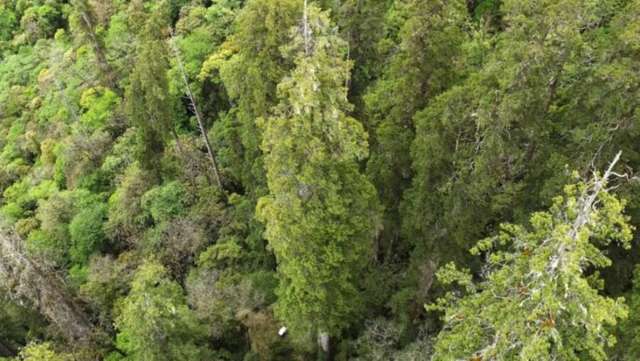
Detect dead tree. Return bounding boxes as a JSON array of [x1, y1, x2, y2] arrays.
[[71, 0, 118, 90], [168, 29, 225, 192], [0, 221, 96, 344]]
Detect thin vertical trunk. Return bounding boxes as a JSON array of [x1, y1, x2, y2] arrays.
[[303, 0, 311, 56], [168, 30, 225, 192], [317, 330, 330, 361]]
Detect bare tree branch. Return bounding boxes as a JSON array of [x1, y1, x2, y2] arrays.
[[0, 221, 96, 345]]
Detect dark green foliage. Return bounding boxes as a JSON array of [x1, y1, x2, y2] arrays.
[[431, 172, 632, 360], [125, 1, 174, 179], [18, 3, 65, 44], [213, 0, 301, 191], [1, 0, 640, 360], [0, 294, 47, 356], [403, 0, 640, 278], [114, 261, 211, 361], [257, 2, 381, 343], [364, 0, 468, 263]]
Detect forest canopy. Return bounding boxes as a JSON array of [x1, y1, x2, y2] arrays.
[[0, 0, 640, 360]]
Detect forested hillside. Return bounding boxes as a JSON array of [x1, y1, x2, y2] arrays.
[[0, 0, 640, 360]]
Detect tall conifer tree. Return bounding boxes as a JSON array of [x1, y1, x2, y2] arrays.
[[125, 1, 173, 179], [217, 0, 301, 193], [257, 1, 380, 352], [431, 156, 632, 360], [364, 0, 467, 260], [403, 0, 631, 272]]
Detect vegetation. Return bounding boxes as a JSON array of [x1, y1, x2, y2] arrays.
[[0, 0, 639, 360]]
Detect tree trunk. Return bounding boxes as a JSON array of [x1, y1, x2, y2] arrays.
[[168, 30, 225, 193], [0, 221, 96, 345], [317, 330, 330, 361]]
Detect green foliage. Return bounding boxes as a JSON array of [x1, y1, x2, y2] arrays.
[[18, 4, 64, 44], [68, 202, 107, 265], [212, 0, 301, 191], [1, 0, 640, 359], [0, 5, 17, 44], [16, 343, 71, 361], [141, 181, 188, 224], [125, 1, 174, 178], [106, 164, 154, 241], [2, 179, 56, 221], [431, 176, 633, 360], [28, 188, 104, 266], [80, 253, 137, 326], [257, 3, 381, 339], [613, 264, 640, 360], [402, 0, 640, 281], [364, 0, 468, 262], [115, 261, 210, 361], [79, 87, 120, 129]]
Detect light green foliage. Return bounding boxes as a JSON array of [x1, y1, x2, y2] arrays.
[[115, 261, 210, 361], [431, 175, 633, 360], [257, 3, 380, 339], [1, 179, 56, 221], [172, 1, 240, 80], [68, 202, 107, 265], [28, 188, 104, 266], [16, 343, 70, 361], [140, 181, 188, 224], [79, 87, 120, 129]]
